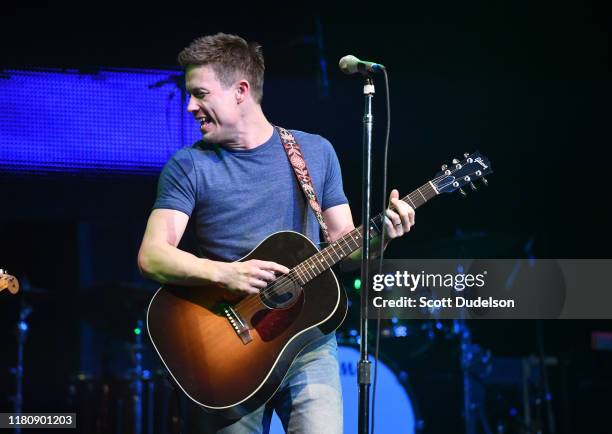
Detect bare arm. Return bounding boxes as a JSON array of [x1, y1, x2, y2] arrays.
[[323, 203, 363, 269], [138, 209, 218, 285], [137, 209, 289, 293], [323, 203, 356, 243]]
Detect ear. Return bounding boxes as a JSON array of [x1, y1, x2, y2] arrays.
[[235, 80, 250, 104]]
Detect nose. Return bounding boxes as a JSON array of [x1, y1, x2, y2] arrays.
[[186, 95, 199, 113]]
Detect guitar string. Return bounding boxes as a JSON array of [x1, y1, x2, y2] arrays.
[[190, 170, 483, 342], [259, 165, 481, 300], [231, 182, 441, 315], [231, 184, 449, 316], [230, 168, 483, 315], [231, 174, 481, 315], [236, 183, 436, 307]]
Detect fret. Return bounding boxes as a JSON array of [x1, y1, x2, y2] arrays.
[[409, 192, 422, 207], [404, 195, 416, 208], [315, 253, 329, 269], [330, 247, 340, 263], [422, 184, 433, 201], [335, 239, 348, 256], [417, 187, 427, 202], [304, 259, 318, 276], [308, 258, 320, 276], [292, 267, 306, 286], [347, 232, 359, 249], [332, 246, 344, 261], [303, 260, 317, 282], [309, 260, 320, 279], [329, 243, 342, 261], [323, 249, 334, 266], [317, 255, 326, 272], [308, 259, 317, 275], [307, 257, 320, 275], [340, 235, 354, 254], [370, 216, 383, 236], [296, 263, 310, 284], [319, 249, 332, 267]]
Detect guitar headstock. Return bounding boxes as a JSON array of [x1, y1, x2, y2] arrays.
[[0, 269, 20, 295], [432, 151, 492, 196]]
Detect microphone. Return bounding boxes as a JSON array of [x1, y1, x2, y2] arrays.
[[338, 55, 385, 75]]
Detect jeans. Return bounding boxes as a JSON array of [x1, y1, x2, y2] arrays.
[[199, 334, 343, 434]]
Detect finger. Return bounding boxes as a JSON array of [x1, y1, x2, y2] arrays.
[[242, 286, 260, 295], [254, 269, 277, 282], [385, 208, 402, 227], [257, 260, 290, 275], [391, 198, 414, 231], [249, 278, 268, 289], [388, 189, 399, 203], [390, 199, 408, 231], [384, 215, 401, 238]]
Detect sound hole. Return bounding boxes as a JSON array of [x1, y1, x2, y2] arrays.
[[259, 275, 302, 308]]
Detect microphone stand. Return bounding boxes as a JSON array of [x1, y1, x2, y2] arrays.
[[358, 76, 375, 434]]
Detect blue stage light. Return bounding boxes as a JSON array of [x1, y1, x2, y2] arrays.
[[0, 69, 202, 175]]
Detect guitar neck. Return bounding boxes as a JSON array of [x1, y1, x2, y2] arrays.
[[290, 181, 439, 285]]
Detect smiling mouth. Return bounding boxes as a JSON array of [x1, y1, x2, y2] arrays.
[[198, 114, 212, 126]]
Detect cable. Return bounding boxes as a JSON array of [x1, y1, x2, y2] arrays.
[[371, 67, 391, 434]]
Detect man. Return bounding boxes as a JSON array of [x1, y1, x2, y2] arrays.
[[138, 33, 414, 434]]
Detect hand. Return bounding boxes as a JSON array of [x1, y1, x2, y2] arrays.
[[383, 189, 415, 239], [217, 259, 290, 295]]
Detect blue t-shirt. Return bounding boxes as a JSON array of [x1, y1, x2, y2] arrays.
[[153, 128, 348, 261]]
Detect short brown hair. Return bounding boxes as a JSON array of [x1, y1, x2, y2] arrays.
[[178, 33, 265, 103]]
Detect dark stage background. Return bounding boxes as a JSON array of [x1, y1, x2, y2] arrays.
[[1, 2, 611, 433]]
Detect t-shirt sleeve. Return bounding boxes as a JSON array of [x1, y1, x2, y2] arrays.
[[321, 138, 349, 211], [153, 149, 197, 216]]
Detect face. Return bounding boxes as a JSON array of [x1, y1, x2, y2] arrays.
[[185, 65, 242, 144]]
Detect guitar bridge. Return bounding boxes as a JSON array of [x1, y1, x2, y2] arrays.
[[223, 305, 252, 345]]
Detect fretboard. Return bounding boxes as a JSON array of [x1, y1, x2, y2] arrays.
[[290, 181, 438, 285]]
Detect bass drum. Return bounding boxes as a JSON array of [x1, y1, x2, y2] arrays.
[[270, 344, 419, 434]]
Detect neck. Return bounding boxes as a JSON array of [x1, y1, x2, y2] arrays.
[[224, 104, 274, 150]]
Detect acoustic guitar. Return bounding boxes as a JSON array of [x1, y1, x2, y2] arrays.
[[147, 152, 492, 417]]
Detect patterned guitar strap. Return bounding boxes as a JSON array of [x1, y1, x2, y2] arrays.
[[274, 126, 331, 244]]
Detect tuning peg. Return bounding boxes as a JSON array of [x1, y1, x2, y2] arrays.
[[459, 188, 467, 197], [452, 158, 460, 164], [481, 177, 488, 186], [470, 182, 478, 191], [441, 164, 448, 171], [464, 152, 470, 158]]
